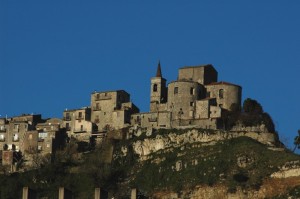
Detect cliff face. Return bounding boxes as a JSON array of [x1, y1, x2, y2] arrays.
[[129, 128, 277, 158], [111, 128, 300, 198]]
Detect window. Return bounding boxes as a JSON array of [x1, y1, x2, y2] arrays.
[[38, 132, 48, 140], [65, 113, 71, 120], [219, 89, 224, 99], [153, 84, 158, 92], [189, 110, 194, 117], [0, 134, 5, 141], [190, 87, 194, 95], [174, 87, 178, 94], [78, 112, 82, 118], [190, 102, 194, 106], [13, 134, 19, 141], [95, 116, 99, 123], [66, 123, 70, 130], [80, 125, 83, 131], [96, 103, 100, 110]]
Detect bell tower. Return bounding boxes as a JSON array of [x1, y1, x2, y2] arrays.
[[150, 61, 167, 112]]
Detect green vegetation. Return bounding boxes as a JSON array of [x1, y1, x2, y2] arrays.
[[222, 98, 276, 132], [293, 130, 300, 152], [112, 132, 299, 196], [0, 128, 299, 198]]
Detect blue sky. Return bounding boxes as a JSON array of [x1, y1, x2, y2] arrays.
[[1, 1, 299, 149]]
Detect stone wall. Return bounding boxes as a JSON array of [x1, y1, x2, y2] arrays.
[[205, 82, 241, 110], [178, 65, 218, 85], [168, 81, 202, 120]]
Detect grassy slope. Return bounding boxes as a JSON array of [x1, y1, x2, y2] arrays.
[[0, 129, 300, 198], [113, 130, 300, 197]]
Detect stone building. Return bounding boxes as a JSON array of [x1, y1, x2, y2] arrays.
[[91, 90, 139, 132], [62, 107, 93, 141], [0, 114, 67, 167], [131, 63, 242, 129], [35, 118, 66, 154], [0, 114, 43, 152]]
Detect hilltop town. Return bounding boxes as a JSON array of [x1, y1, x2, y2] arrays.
[[0, 63, 247, 169], [2, 63, 300, 199]]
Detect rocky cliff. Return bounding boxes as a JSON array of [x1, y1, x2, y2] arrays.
[[111, 128, 300, 198]]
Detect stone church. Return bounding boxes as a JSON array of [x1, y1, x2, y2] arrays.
[[131, 62, 242, 129]]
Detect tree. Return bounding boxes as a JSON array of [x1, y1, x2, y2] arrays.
[[239, 98, 276, 132], [293, 130, 300, 152], [243, 98, 263, 114]]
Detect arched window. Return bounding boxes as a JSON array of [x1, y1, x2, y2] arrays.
[[153, 84, 158, 92], [219, 89, 224, 99]]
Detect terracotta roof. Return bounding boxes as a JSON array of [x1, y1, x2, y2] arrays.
[[207, 81, 241, 88]]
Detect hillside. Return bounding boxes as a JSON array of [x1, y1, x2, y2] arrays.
[[111, 128, 300, 198], [1, 128, 300, 198]]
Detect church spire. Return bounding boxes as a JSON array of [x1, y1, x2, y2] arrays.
[[156, 60, 162, 77]]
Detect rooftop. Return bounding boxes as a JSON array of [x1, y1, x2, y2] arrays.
[[207, 81, 241, 88], [179, 64, 214, 70]]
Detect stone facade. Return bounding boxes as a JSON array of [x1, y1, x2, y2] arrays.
[[62, 107, 93, 141], [0, 114, 66, 167], [91, 90, 139, 132], [132, 63, 242, 130], [0, 114, 43, 152]]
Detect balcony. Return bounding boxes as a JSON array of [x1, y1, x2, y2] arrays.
[[38, 138, 44, 142], [0, 138, 5, 142], [63, 117, 72, 121], [66, 127, 71, 131], [0, 128, 6, 132], [12, 138, 19, 142], [75, 116, 84, 120]]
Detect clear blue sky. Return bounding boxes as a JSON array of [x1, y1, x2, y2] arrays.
[[1, 1, 299, 149]]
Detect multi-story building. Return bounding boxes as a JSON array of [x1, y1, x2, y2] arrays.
[[62, 107, 93, 141], [131, 63, 242, 129], [0, 114, 43, 152], [35, 118, 66, 154], [0, 114, 66, 167], [91, 90, 139, 132]]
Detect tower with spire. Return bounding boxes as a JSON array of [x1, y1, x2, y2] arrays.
[[150, 61, 168, 112]]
